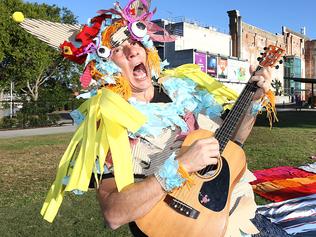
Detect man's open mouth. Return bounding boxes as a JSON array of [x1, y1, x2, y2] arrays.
[[133, 63, 148, 80]]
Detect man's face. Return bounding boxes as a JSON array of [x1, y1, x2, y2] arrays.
[[110, 40, 152, 94]]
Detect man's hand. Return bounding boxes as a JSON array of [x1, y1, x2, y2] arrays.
[[249, 65, 273, 100], [177, 137, 220, 173]]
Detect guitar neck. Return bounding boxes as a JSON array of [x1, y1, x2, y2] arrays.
[[215, 66, 262, 153]]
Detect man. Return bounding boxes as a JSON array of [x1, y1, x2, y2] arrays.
[[98, 39, 265, 228], [96, 33, 289, 237]]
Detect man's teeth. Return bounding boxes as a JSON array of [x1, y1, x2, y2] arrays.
[[134, 72, 147, 80]]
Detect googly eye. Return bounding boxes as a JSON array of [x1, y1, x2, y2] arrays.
[[63, 46, 73, 55], [97, 46, 111, 59], [130, 21, 147, 38]]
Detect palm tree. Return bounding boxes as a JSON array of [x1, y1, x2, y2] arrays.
[[271, 79, 282, 96]]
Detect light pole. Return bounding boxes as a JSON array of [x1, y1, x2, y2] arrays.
[[10, 80, 13, 118]]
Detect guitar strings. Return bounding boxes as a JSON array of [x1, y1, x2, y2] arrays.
[[216, 68, 261, 141], [199, 66, 262, 175], [202, 89, 253, 174], [199, 85, 254, 174]]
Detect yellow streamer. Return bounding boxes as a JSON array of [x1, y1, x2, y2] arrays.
[[162, 64, 238, 109], [65, 94, 100, 192], [99, 89, 147, 190], [40, 123, 84, 222], [41, 88, 147, 223], [260, 90, 278, 128]]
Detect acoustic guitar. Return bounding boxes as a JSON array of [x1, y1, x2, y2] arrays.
[[136, 45, 285, 237]]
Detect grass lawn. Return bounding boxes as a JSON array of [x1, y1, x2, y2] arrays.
[[0, 110, 315, 237]]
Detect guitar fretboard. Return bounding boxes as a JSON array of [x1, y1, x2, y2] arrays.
[[215, 82, 258, 152], [198, 66, 262, 175]]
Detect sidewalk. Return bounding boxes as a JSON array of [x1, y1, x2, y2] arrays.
[[0, 124, 77, 139], [277, 107, 316, 112], [276, 103, 316, 112]]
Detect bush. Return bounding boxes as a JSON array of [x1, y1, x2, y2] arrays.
[[16, 101, 60, 128], [0, 116, 18, 129], [0, 98, 83, 129]]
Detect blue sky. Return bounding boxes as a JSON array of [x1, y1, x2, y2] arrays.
[[25, 0, 316, 39]]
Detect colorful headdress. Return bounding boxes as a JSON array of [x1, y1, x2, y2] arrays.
[[59, 0, 175, 97]]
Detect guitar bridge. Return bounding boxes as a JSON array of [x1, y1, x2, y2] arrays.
[[164, 194, 200, 219]]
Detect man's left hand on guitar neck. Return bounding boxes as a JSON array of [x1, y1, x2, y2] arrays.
[[249, 65, 273, 101]]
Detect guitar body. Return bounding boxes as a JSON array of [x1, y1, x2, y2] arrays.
[[136, 129, 247, 237], [136, 45, 285, 237]]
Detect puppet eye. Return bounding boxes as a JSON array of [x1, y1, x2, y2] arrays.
[[63, 46, 73, 55], [130, 21, 147, 38], [97, 46, 111, 59]]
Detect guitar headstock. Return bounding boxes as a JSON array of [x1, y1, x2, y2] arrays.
[[258, 45, 285, 69]]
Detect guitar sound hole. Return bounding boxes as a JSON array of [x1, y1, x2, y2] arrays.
[[196, 156, 223, 179], [198, 164, 218, 176]]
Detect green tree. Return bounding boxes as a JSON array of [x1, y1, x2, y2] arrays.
[[0, 0, 80, 101]]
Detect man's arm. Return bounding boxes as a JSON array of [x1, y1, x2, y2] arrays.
[[233, 66, 272, 144], [232, 108, 257, 145], [97, 176, 164, 230]]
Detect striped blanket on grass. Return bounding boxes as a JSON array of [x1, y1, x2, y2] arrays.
[[257, 194, 316, 237]]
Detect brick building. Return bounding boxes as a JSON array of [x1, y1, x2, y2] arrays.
[[227, 10, 310, 99], [305, 40, 316, 79], [282, 27, 309, 99], [305, 40, 316, 94]]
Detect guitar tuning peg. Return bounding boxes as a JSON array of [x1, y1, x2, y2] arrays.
[[279, 60, 283, 64], [275, 65, 280, 69], [263, 47, 268, 51], [257, 57, 262, 62]]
